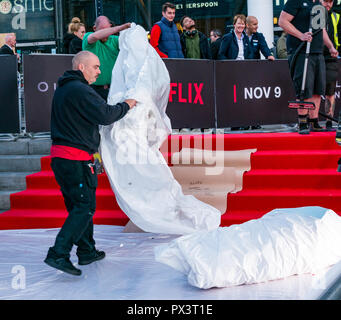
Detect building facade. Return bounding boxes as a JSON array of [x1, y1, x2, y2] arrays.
[[0, 0, 341, 52]]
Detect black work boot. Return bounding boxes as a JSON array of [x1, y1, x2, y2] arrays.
[[326, 120, 333, 131], [78, 249, 106, 265], [298, 115, 310, 134], [309, 118, 325, 132], [336, 112, 341, 146], [44, 255, 82, 276]]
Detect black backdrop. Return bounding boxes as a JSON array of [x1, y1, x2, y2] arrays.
[[20, 54, 341, 133], [0, 55, 19, 134]]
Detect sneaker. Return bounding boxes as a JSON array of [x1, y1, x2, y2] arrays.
[[44, 256, 82, 276], [78, 250, 106, 266]]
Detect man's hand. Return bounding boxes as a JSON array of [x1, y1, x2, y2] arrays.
[[300, 32, 313, 42], [329, 46, 338, 58], [124, 99, 137, 109], [116, 23, 131, 33], [267, 55, 275, 61]]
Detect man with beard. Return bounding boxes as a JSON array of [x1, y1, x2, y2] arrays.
[[179, 15, 211, 59], [44, 51, 136, 276]]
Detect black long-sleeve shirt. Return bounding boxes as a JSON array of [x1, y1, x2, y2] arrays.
[[51, 70, 129, 154]]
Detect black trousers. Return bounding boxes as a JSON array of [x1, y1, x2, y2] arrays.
[[47, 157, 97, 259]]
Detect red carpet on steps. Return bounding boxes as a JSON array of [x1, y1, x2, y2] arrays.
[[1, 132, 341, 230]]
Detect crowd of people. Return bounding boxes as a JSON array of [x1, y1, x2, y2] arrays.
[[1, 0, 341, 135]]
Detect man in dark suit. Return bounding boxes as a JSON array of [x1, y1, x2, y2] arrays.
[[0, 33, 16, 55]]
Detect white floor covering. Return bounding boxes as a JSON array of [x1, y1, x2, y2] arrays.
[[0, 225, 340, 300]]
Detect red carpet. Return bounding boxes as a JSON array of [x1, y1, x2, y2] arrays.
[[1, 132, 341, 230]]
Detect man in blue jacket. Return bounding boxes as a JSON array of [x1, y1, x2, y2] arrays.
[[246, 16, 275, 61], [44, 51, 136, 276], [150, 2, 184, 58]]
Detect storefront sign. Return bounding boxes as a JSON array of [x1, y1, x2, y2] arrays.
[[0, 55, 19, 133], [0, 0, 55, 41]]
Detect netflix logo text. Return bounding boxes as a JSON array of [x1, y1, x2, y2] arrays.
[[169, 83, 204, 105]]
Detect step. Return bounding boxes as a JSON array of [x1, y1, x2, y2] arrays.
[[164, 132, 340, 151], [26, 171, 111, 190], [0, 209, 128, 230], [243, 169, 341, 189], [0, 155, 44, 172], [9, 189, 120, 210], [251, 150, 341, 169], [0, 138, 51, 155], [226, 189, 341, 212], [0, 172, 33, 190], [0, 190, 20, 210]]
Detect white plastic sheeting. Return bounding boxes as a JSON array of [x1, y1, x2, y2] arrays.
[[1, 224, 341, 300], [99, 24, 221, 234], [155, 206, 341, 289]]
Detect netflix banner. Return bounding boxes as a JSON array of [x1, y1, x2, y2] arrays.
[[163, 59, 216, 129], [215, 59, 298, 128], [24, 54, 72, 132], [22, 55, 341, 133], [0, 55, 19, 134]]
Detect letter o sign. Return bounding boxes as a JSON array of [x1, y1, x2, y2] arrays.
[[37, 82, 48, 92]]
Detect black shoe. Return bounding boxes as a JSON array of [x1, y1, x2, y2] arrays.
[[78, 250, 106, 265], [44, 256, 82, 276], [298, 122, 310, 134], [336, 113, 341, 146], [309, 118, 325, 132], [326, 120, 333, 131], [251, 124, 262, 130]]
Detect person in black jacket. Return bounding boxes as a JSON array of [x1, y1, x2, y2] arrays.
[[179, 15, 212, 59], [210, 29, 222, 60], [0, 33, 18, 57], [63, 17, 86, 54], [321, 0, 341, 130], [245, 16, 275, 61], [218, 14, 253, 60], [44, 51, 136, 276]]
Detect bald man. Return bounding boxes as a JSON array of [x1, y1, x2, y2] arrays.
[[245, 16, 275, 61], [82, 16, 131, 100], [44, 51, 136, 276]]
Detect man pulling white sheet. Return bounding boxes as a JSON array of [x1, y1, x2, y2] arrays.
[[99, 24, 221, 234]]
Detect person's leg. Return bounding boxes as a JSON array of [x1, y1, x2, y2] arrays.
[[308, 54, 326, 131], [45, 158, 95, 275], [291, 54, 310, 134], [324, 60, 338, 130]]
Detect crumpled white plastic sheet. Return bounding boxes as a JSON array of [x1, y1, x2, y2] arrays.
[[99, 23, 221, 234], [155, 206, 341, 289], [1, 224, 341, 300]]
